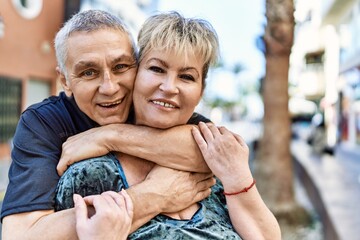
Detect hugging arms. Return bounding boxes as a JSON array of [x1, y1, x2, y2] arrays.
[[54, 10, 281, 240]]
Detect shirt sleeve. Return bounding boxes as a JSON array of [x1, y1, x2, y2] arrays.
[[187, 112, 211, 125], [1, 109, 63, 221]]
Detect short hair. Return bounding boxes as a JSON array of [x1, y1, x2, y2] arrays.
[[137, 11, 220, 89], [54, 9, 137, 74]]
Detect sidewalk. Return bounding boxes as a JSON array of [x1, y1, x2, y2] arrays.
[[292, 139, 360, 240]]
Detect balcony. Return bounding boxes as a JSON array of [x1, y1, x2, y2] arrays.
[[321, 0, 357, 25]]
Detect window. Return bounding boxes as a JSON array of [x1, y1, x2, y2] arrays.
[[12, 0, 43, 19], [0, 76, 22, 143], [26, 79, 50, 109], [305, 51, 325, 71]]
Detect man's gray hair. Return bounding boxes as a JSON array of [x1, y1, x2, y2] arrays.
[[54, 9, 137, 74]]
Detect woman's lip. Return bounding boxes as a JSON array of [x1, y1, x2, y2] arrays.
[[150, 99, 179, 108]]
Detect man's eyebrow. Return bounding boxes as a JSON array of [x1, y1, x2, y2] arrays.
[[74, 61, 97, 70], [111, 55, 137, 65]]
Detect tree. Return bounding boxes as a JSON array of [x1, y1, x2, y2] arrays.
[[255, 0, 309, 225]]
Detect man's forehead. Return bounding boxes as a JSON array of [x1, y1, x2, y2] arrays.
[[73, 54, 135, 68], [66, 29, 131, 49], [65, 29, 135, 66]]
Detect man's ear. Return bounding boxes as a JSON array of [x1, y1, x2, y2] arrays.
[[56, 66, 72, 97]]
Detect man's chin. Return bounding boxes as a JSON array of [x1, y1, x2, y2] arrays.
[[96, 117, 127, 126]]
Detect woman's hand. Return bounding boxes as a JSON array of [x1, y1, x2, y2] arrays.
[[191, 122, 252, 192], [74, 190, 133, 240]]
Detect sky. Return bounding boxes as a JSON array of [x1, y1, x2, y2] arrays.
[[157, 0, 266, 103]]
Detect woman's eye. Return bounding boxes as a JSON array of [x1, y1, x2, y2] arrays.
[[180, 74, 195, 81], [149, 66, 164, 73]]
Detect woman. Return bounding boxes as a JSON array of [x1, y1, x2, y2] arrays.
[[55, 11, 281, 239]]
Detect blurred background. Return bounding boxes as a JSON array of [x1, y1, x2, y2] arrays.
[[1, 0, 360, 239]]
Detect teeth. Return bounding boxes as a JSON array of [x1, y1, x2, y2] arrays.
[[152, 100, 176, 108], [101, 99, 122, 107]]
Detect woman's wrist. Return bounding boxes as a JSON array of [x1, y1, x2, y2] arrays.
[[221, 171, 253, 193]]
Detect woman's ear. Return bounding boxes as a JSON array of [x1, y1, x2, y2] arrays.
[[57, 67, 72, 97]]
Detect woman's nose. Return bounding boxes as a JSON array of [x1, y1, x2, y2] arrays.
[[159, 77, 179, 94]]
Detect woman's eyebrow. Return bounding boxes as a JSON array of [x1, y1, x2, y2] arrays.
[[146, 58, 168, 68]]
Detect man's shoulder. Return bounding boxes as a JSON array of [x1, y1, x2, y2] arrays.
[[22, 92, 79, 122], [187, 112, 211, 125], [25, 92, 67, 114]]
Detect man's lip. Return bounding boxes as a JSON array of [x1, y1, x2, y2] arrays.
[[98, 98, 124, 107]]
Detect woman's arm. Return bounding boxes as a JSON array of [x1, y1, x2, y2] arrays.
[[57, 124, 210, 176], [192, 122, 281, 240]]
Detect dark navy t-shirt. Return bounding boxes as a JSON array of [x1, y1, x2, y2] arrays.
[[0, 92, 209, 222], [1, 92, 98, 221]]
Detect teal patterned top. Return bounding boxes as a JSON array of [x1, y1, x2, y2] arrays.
[[55, 153, 242, 239]]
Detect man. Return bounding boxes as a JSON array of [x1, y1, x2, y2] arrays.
[[1, 10, 213, 239]]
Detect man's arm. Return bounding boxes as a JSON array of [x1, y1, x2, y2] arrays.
[[127, 165, 215, 232], [58, 124, 210, 176], [2, 166, 215, 239], [2, 209, 78, 240]]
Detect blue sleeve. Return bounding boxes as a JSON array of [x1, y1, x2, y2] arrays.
[[55, 154, 126, 211], [1, 109, 63, 221], [187, 112, 211, 124]]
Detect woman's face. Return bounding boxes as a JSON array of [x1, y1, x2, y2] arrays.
[[133, 49, 204, 129]]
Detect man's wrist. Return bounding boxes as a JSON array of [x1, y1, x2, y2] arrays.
[[105, 124, 125, 152], [126, 180, 164, 216]]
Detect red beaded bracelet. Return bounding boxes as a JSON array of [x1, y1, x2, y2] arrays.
[[223, 179, 256, 196]]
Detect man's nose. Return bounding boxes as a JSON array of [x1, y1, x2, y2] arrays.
[[159, 76, 179, 94], [98, 70, 120, 95]]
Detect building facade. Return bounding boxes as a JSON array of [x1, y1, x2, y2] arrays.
[[290, 0, 360, 154], [0, 0, 68, 158], [0, 0, 157, 160]]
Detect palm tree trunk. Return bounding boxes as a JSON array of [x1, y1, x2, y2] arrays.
[[255, 0, 309, 225]]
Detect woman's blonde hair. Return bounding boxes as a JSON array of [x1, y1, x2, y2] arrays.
[[137, 11, 220, 88]]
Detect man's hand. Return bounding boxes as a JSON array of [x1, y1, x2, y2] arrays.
[[58, 126, 113, 176], [146, 165, 215, 213], [74, 190, 133, 240]]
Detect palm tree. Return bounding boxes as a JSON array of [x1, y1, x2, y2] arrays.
[[255, 0, 309, 225]]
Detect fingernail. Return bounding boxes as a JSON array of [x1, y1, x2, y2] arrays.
[[73, 194, 80, 205]]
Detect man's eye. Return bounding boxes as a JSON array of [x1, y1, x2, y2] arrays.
[[113, 63, 134, 73], [149, 66, 164, 73], [81, 69, 97, 78], [113, 64, 125, 71]]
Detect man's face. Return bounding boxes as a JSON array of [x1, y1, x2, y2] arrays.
[[60, 29, 137, 125]]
